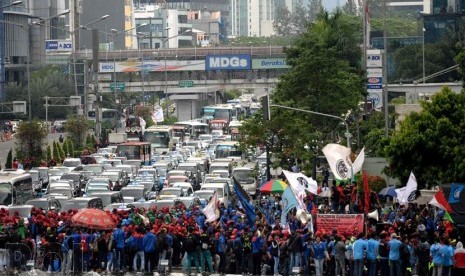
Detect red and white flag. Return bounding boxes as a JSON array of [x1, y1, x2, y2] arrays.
[[429, 189, 453, 213]]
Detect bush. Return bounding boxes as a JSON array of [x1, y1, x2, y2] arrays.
[[5, 149, 12, 169], [357, 174, 387, 193]]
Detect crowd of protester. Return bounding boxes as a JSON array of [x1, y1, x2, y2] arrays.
[[0, 182, 462, 275]]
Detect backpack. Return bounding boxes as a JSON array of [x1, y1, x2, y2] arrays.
[[184, 235, 196, 252], [242, 235, 252, 253], [156, 235, 168, 251]]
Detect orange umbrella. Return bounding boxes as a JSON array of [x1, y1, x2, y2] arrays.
[[71, 208, 117, 230]]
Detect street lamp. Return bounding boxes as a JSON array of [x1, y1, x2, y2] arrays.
[[0, 0, 23, 102], [163, 29, 191, 118], [422, 27, 426, 83]]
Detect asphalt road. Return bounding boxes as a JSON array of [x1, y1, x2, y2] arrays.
[[0, 132, 63, 168]]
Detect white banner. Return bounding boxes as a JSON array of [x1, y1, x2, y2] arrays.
[[351, 147, 365, 176], [152, 108, 164, 123], [322, 143, 352, 180], [395, 172, 418, 205], [202, 191, 219, 222]]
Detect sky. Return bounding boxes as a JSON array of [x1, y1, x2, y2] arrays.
[[323, 0, 344, 11]]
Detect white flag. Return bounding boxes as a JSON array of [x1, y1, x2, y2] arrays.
[[283, 170, 307, 210], [351, 147, 365, 175], [202, 191, 219, 222], [138, 117, 146, 129], [284, 170, 318, 195], [322, 143, 352, 180], [395, 172, 417, 205], [152, 108, 164, 123]]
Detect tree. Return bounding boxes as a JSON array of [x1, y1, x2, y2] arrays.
[[241, 10, 365, 167], [53, 141, 60, 161], [5, 149, 12, 169], [134, 105, 155, 128], [14, 120, 47, 166], [273, 3, 293, 36], [385, 87, 465, 188], [343, 0, 358, 15], [291, 0, 311, 33], [65, 115, 89, 150]]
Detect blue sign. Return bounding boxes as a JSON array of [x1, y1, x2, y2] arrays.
[[46, 41, 58, 50], [367, 84, 382, 90], [45, 40, 73, 52], [205, 54, 251, 70]]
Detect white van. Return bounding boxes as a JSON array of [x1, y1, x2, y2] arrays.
[[201, 183, 231, 208]]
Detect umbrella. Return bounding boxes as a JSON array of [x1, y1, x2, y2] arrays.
[[71, 208, 117, 230], [378, 186, 397, 197], [259, 179, 288, 194]]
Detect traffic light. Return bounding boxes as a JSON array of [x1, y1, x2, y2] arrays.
[[261, 95, 270, 120]]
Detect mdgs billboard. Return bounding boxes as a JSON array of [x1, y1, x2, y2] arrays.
[[205, 54, 251, 70], [252, 58, 289, 69]]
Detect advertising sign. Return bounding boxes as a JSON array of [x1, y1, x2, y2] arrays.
[[316, 214, 365, 235], [99, 60, 205, 73], [45, 40, 73, 52], [205, 54, 251, 70], [368, 91, 383, 109], [367, 68, 382, 78], [367, 49, 382, 68], [252, 58, 290, 69]]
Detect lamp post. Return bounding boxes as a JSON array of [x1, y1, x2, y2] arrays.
[[0, 0, 23, 102], [163, 29, 191, 118], [422, 27, 426, 83]]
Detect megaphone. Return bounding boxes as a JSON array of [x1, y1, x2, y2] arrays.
[[368, 210, 379, 221]]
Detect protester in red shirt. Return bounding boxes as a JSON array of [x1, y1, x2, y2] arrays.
[[454, 241, 465, 273]]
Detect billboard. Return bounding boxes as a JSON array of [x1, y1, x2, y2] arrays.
[[99, 60, 205, 73], [45, 40, 73, 52], [252, 58, 290, 69], [316, 214, 364, 235], [205, 54, 251, 70], [367, 49, 382, 68]]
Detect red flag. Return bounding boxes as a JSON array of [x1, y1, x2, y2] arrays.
[[429, 188, 453, 213], [364, 171, 370, 214]]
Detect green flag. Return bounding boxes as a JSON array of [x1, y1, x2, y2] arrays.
[[444, 211, 454, 223]]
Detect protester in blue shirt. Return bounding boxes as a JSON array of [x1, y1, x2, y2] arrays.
[[311, 236, 328, 276], [252, 230, 264, 275], [143, 229, 156, 272], [388, 233, 402, 276], [217, 229, 226, 274], [352, 233, 367, 276], [430, 237, 443, 276], [366, 234, 379, 276], [112, 224, 126, 273], [441, 238, 454, 276]]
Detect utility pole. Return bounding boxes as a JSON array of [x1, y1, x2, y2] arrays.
[[382, 0, 389, 137], [92, 29, 100, 139]]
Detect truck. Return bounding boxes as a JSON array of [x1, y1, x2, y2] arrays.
[[108, 133, 128, 144]]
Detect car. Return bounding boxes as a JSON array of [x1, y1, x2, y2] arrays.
[[232, 167, 258, 197], [25, 198, 61, 212], [171, 182, 194, 196], [61, 197, 104, 211], [101, 170, 127, 187], [164, 175, 191, 188], [102, 159, 122, 169], [120, 186, 147, 201], [193, 190, 215, 202], [82, 164, 105, 176], [200, 183, 231, 208], [158, 187, 184, 199], [62, 158, 82, 170], [60, 172, 86, 195], [89, 191, 124, 207], [48, 168, 64, 182], [115, 165, 137, 180], [174, 196, 203, 209]]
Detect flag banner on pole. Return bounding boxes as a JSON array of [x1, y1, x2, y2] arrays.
[[202, 191, 219, 222], [352, 147, 365, 176], [322, 143, 352, 180], [280, 185, 299, 225], [152, 107, 164, 122], [233, 177, 255, 226], [138, 117, 146, 129], [395, 172, 417, 205], [429, 188, 453, 213]]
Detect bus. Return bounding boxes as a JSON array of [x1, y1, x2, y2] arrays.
[[0, 170, 33, 206], [143, 125, 173, 154], [200, 106, 217, 123], [213, 105, 233, 124], [228, 120, 243, 141], [174, 121, 209, 139], [214, 141, 242, 160], [125, 115, 142, 140], [88, 108, 119, 129], [116, 142, 152, 165], [171, 126, 186, 144]]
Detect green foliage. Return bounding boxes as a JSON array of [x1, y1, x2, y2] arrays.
[[65, 115, 89, 150], [46, 145, 52, 162], [62, 140, 69, 157], [385, 87, 465, 188], [357, 174, 387, 193], [223, 89, 241, 103], [5, 149, 12, 169], [14, 120, 47, 166], [52, 141, 59, 161], [241, 11, 365, 166], [68, 139, 75, 158], [160, 115, 178, 125], [5, 65, 74, 119]]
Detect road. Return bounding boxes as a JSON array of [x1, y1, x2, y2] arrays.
[[0, 132, 62, 168]]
